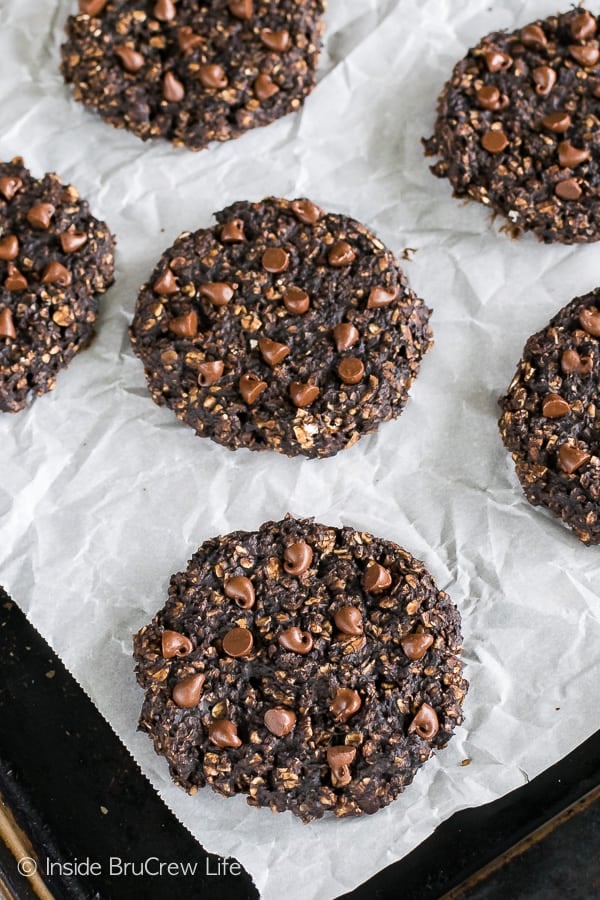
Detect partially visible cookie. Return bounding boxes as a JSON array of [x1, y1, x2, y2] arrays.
[[0, 158, 115, 413], [133, 515, 467, 822], [61, 0, 325, 151], [425, 8, 600, 243], [499, 289, 600, 543], [129, 197, 432, 459]]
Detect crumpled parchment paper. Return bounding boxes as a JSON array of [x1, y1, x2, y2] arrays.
[[2, 1, 600, 897]]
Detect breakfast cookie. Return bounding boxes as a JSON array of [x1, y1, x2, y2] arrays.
[[133, 515, 468, 822], [424, 8, 600, 243], [129, 197, 432, 458], [61, 0, 325, 151], [499, 288, 600, 543], [0, 158, 115, 413]]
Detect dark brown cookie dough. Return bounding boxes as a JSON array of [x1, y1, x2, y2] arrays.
[[61, 0, 325, 151], [424, 8, 600, 243], [0, 158, 115, 413], [133, 515, 467, 822], [499, 288, 600, 544], [129, 197, 432, 458]]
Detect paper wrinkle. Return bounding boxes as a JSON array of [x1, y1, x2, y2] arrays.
[[2, 1, 600, 897]]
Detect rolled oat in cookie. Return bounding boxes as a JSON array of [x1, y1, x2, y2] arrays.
[[133, 515, 468, 822]]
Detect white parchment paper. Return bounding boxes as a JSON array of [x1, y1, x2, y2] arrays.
[[2, 1, 600, 897]]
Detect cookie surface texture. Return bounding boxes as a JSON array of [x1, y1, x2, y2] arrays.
[[129, 197, 432, 458], [61, 0, 325, 151], [133, 516, 467, 822], [424, 8, 600, 243], [0, 158, 115, 413]]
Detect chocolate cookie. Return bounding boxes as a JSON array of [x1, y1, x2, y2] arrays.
[[61, 0, 324, 151], [0, 158, 115, 413], [424, 8, 600, 243], [499, 288, 600, 544], [133, 516, 467, 822], [129, 197, 432, 458]]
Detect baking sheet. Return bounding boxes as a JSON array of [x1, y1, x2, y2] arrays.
[[2, 1, 600, 898]]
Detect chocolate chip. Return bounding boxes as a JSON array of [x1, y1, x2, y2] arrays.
[[542, 111, 572, 133], [4, 264, 27, 292], [571, 11, 597, 42], [172, 673, 205, 708], [198, 361, 224, 386], [223, 626, 254, 658], [400, 632, 434, 660], [199, 64, 228, 90], [224, 576, 255, 609], [561, 348, 593, 375], [199, 282, 234, 306], [59, 230, 88, 253], [558, 141, 590, 168], [283, 286, 309, 314], [483, 48, 512, 72], [168, 311, 198, 338], [555, 178, 582, 200], [278, 627, 313, 654], [328, 240, 355, 267], [481, 130, 509, 153], [258, 337, 290, 366], [0, 235, 18, 261], [221, 219, 245, 242], [338, 357, 365, 385], [27, 203, 55, 230], [114, 45, 144, 73], [408, 703, 439, 740], [283, 541, 313, 575], [154, 0, 176, 21], [260, 29, 291, 52], [262, 247, 289, 273], [367, 285, 397, 308], [363, 561, 392, 593], [520, 24, 547, 49], [153, 268, 178, 295], [333, 322, 359, 352], [326, 745, 356, 787], [532, 66, 556, 95], [209, 719, 242, 748], [0, 177, 22, 202], [163, 71, 185, 102], [578, 308, 600, 336], [542, 393, 570, 418], [79, 0, 107, 15], [329, 688, 361, 722], [264, 708, 296, 737], [41, 261, 72, 287], [333, 606, 363, 636], [178, 26, 203, 54], [476, 85, 502, 110], [569, 43, 600, 66], [0, 309, 16, 339], [228, 0, 253, 19], [162, 630, 194, 658], [239, 373, 267, 404], [254, 74, 280, 102], [290, 199, 322, 224], [558, 444, 590, 474], [289, 381, 319, 407]]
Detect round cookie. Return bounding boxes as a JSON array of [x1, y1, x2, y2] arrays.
[[499, 288, 600, 544], [129, 197, 432, 458], [0, 158, 115, 413], [133, 515, 467, 822], [424, 8, 600, 243], [61, 0, 325, 151]]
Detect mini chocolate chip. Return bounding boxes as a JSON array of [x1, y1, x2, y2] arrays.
[[239, 373, 267, 404], [178, 26, 204, 54], [367, 285, 397, 308], [41, 261, 72, 286], [483, 49, 512, 72], [0, 235, 19, 261], [578, 308, 600, 336], [476, 85, 501, 110], [224, 576, 255, 609], [338, 357, 365, 385], [254, 74, 280, 101], [262, 247, 289, 273], [59, 231, 88, 253], [228, 0, 253, 19], [278, 627, 313, 654], [569, 43, 599, 67], [199, 64, 228, 90], [260, 29, 291, 52], [328, 240, 355, 267], [162, 630, 193, 658], [571, 11, 597, 41], [223, 626, 254, 658], [153, 268, 178, 295], [542, 111, 572, 133], [290, 199, 322, 224], [115, 45, 144, 73], [198, 361, 224, 386], [533, 66, 556, 95], [172, 673, 205, 708], [209, 719, 242, 749], [163, 71, 185, 102], [330, 688, 362, 722], [333, 322, 359, 352], [4, 264, 27, 291], [558, 444, 590, 474], [401, 633, 434, 660], [258, 337, 290, 366], [79, 0, 107, 14], [558, 141, 591, 168], [561, 348, 593, 375], [520, 24, 547, 48], [289, 381, 319, 407], [199, 282, 234, 306], [0, 309, 16, 339], [27, 203, 55, 230], [0, 177, 22, 202], [264, 707, 296, 737], [221, 219, 245, 242], [327, 745, 356, 787], [283, 286, 310, 314], [363, 561, 392, 593], [555, 178, 582, 200], [481, 130, 509, 153], [283, 541, 313, 575], [334, 607, 363, 636], [542, 393, 570, 418], [168, 311, 198, 338], [408, 703, 439, 740], [153, 0, 176, 21]]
